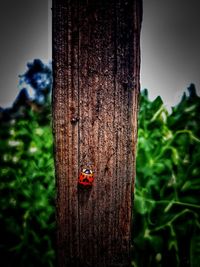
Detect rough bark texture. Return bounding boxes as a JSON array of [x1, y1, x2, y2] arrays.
[[52, 0, 142, 266]]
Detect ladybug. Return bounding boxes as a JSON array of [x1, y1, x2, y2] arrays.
[[78, 168, 94, 188]]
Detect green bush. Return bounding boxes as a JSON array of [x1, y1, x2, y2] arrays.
[[0, 106, 55, 267], [0, 73, 199, 266], [133, 85, 200, 267]]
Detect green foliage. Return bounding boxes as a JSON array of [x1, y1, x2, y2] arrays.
[[0, 77, 199, 266], [0, 105, 55, 266], [133, 85, 200, 267]]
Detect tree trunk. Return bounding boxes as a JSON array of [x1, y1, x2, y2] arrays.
[[52, 0, 142, 266]]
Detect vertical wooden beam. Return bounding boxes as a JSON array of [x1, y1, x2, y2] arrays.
[[52, 0, 142, 266]]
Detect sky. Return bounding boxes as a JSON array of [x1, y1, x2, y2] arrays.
[[141, 0, 200, 109], [0, 0, 51, 107], [0, 0, 199, 111]]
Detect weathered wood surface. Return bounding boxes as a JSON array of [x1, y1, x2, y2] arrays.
[[52, 0, 142, 266]]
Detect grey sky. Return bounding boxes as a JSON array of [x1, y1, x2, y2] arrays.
[[141, 0, 200, 109], [0, 0, 199, 111], [0, 0, 51, 107]]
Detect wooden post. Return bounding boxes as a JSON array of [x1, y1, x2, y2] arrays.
[[52, 0, 142, 266]]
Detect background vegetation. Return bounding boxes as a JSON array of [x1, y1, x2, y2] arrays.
[[0, 60, 199, 267]]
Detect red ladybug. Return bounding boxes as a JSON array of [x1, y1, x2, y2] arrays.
[[78, 168, 94, 187]]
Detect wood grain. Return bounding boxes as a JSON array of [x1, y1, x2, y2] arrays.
[[52, 0, 142, 266]]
